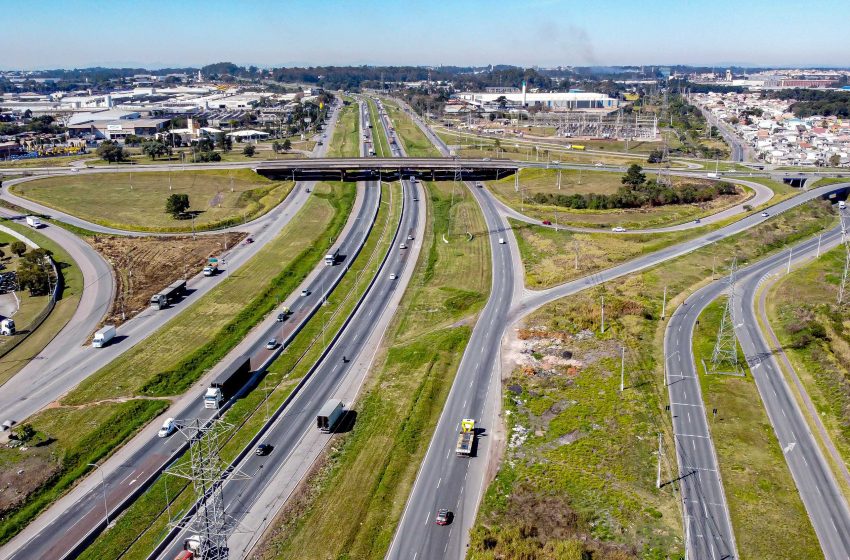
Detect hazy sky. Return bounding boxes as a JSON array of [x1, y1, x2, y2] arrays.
[[2, 0, 846, 69]]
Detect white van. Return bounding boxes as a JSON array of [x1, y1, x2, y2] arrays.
[[157, 418, 176, 438]]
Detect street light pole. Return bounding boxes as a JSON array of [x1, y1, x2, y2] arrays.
[[87, 463, 109, 526]]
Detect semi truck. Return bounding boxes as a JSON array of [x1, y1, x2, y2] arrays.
[[324, 247, 339, 266], [0, 318, 15, 336], [316, 399, 345, 432], [173, 535, 202, 560], [456, 418, 476, 457], [203, 257, 219, 276], [203, 354, 252, 409], [149, 279, 188, 310], [25, 215, 42, 228], [92, 325, 116, 348]]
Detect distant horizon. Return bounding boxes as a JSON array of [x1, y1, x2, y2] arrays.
[[3, 62, 850, 73], [1, 0, 846, 70]]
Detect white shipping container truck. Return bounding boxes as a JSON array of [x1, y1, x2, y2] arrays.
[[92, 325, 116, 348], [25, 216, 41, 228]]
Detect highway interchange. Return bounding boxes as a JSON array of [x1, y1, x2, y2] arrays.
[[0, 93, 849, 560]]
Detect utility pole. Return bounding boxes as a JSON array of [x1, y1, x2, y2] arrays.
[[600, 295, 605, 333], [817, 233, 822, 258], [573, 238, 579, 270], [620, 346, 625, 392], [786, 247, 792, 275], [661, 285, 667, 320], [656, 432, 663, 489]]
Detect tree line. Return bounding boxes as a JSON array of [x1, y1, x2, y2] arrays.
[[530, 165, 737, 210]]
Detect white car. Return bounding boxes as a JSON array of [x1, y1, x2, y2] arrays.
[[400, 243, 407, 250], [407, 234, 414, 240], [595, 162, 604, 167], [612, 226, 627, 233], [266, 338, 277, 350], [389, 273, 397, 280], [761, 211, 769, 217], [498, 238, 506, 244], [300, 289, 310, 297], [158, 418, 176, 438]]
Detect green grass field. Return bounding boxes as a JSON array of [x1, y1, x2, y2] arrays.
[[382, 100, 442, 158], [328, 97, 360, 158], [768, 244, 850, 491], [694, 300, 821, 559], [11, 169, 293, 232], [79, 182, 403, 560], [0, 183, 354, 545], [489, 168, 750, 228], [467, 200, 838, 560], [254, 180, 491, 560]]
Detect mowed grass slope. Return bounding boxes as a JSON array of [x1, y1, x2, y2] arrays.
[[11, 169, 293, 232], [255, 180, 491, 559], [0, 183, 354, 545], [694, 300, 821, 559], [382, 99, 442, 158]]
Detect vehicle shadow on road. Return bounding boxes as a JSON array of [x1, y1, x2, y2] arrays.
[[334, 410, 358, 434]]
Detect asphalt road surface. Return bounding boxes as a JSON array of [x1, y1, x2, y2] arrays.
[[0, 177, 380, 560], [0, 104, 343, 426], [734, 229, 850, 559], [154, 93, 418, 560]]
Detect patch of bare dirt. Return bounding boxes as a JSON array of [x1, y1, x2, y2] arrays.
[[88, 232, 246, 325], [0, 451, 60, 515]]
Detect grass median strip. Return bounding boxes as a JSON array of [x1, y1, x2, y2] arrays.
[[367, 98, 391, 158], [79, 181, 400, 560], [254, 179, 491, 559], [327, 96, 360, 158], [693, 299, 821, 559], [381, 99, 442, 158], [466, 200, 836, 559], [0, 183, 355, 545], [11, 169, 293, 233]]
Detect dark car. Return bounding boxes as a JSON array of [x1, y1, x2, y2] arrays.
[[277, 312, 287, 322], [255, 444, 272, 456], [245, 237, 254, 244], [435, 509, 452, 526], [542, 220, 552, 225]]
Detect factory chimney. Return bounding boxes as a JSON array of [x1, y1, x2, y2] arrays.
[[522, 80, 527, 107]]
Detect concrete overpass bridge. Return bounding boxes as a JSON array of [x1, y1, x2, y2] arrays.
[[255, 157, 519, 182]]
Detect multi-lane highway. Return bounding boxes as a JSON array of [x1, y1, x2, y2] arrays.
[[387, 101, 850, 559], [154, 95, 419, 560], [0, 112, 384, 560], [733, 229, 850, 559], [0, 102, 343, 426]]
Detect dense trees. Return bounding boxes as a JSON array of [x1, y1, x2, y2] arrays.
[[531, 166, 737, 210], [242, 144, 255, 157], [17, 248, 54, 296], [770, 89, 850, 118], [96, 141, 126, 163], [141, 140, 170, 160]]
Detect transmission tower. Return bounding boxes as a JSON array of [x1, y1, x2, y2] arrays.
[[166, 418, 246, 560], [709, 258, 742, 375], [657, 134, 673, 187], [839, 211, 850, 306]]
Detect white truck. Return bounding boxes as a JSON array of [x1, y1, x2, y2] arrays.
[[316, 399, 345, 432], [173, 534, 202, 560], [324, 247, 339, 266], [25, 215, 41, 228], [92, 325, 116, 348], [0, 318, 15, 336], [840, 200, 846, 210]]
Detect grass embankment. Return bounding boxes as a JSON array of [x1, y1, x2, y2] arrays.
[[768, 245, 850, 479], [366, 98, 391, 158], [467, 200, 837, 560], [0, 220, 83, 386], [692, 300, 821, 559], [0, 183, 355, 545], [11, 169, 293, 232], [80, 182, 401, 560], [382, 99, 442, 158], [491, 168, 750, 228], [327, 96, 360, 158], [254, 180, 491, 559]]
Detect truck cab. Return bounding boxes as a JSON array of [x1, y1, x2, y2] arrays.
[[0, 318, 15, 336], [456, 418, 475, 457], [204, 387, 223, 409]]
